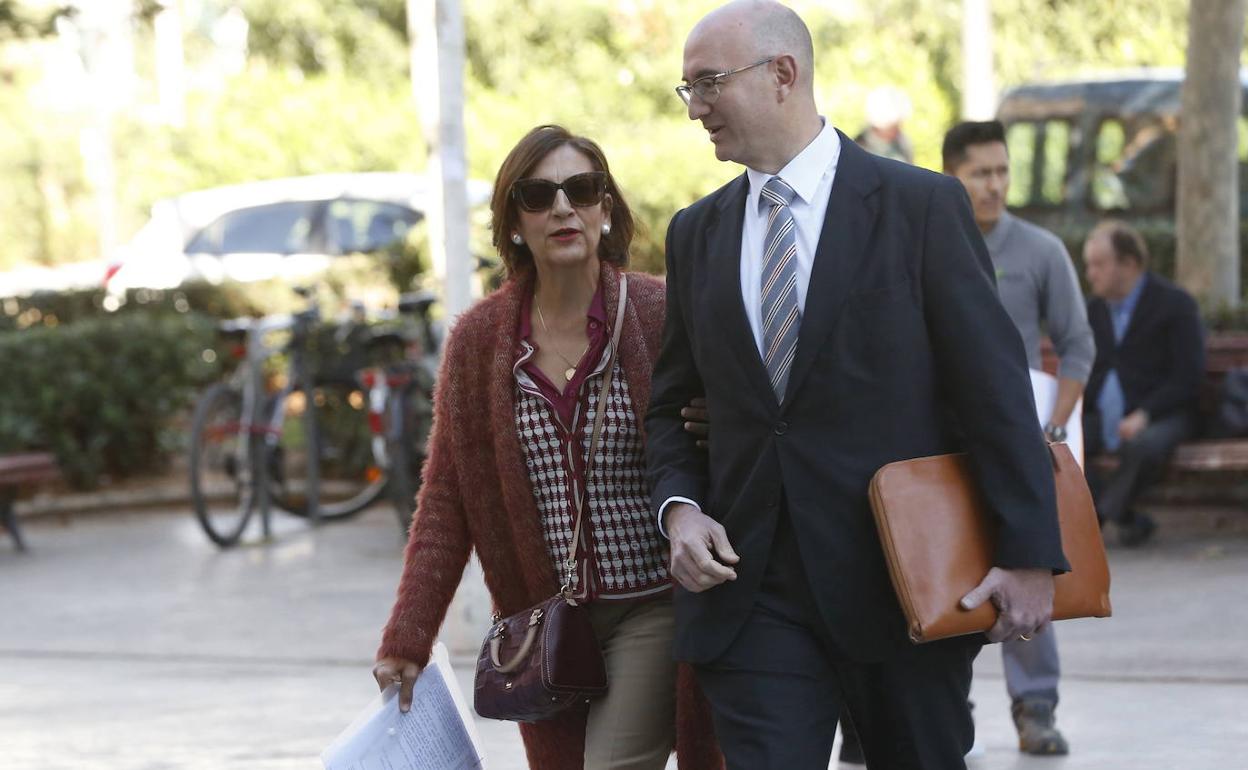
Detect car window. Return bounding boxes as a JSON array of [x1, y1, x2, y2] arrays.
[[188, 202, 318, 255], [1006, 120, 1070, 208], [325, 199, 421, 255], [1092, 119, 1128, 210], [1240, 117, 1248, 217], [1092, 116, 1176, 213], [1006, 122, 1036, 208], [1038, 121, 1070, 206]]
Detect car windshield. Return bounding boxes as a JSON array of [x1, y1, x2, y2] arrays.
[[188, 201, 318, 254], [325, 199, 421, 254]]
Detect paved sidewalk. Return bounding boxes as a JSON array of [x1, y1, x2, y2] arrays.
[[2, 506, 1245, 769]]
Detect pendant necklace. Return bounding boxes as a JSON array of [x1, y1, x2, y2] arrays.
[[535, 300, 590, 381]]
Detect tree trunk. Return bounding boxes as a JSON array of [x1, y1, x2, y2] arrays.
[[1176, 0, 1246, 308], [407, 0, 487, 656], [961, 0, 996, 119], [154, 0, 186, 127], [408, 0, 473, 323]]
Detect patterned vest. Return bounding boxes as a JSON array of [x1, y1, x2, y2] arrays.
[[514, 356, 670, 601]]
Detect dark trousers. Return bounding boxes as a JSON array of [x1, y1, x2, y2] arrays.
[[694, 511, 981, 770], [1087, 411, 1193, 524]]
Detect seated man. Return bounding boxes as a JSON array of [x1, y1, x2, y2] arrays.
[[1082, 220, 1204, 545]]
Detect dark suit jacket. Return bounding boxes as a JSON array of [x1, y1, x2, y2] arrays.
[[1083, 272, 1204, 454], [645, 133, 1069, 665]]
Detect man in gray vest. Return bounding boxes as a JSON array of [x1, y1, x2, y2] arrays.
[[942, 119, 1095, 756]]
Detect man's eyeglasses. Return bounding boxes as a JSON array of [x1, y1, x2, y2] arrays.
[[675, 57, 774, 106], [511, 171, 608, 212]]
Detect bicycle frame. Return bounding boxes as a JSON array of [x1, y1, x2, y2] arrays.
[[216, 303, 320, 535]]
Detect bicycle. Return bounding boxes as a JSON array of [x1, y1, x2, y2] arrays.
[[358, 291, 439, 533], [188, 287, 387, 547]]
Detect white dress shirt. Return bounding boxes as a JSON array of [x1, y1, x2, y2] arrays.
[[659, 119, 841, 537], [741, 119, 841, 353]]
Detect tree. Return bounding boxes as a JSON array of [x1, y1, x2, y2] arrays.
[[0, 0, 1204, 278], [1176, 0, 1246, 308], [0, 1, 70, 42]]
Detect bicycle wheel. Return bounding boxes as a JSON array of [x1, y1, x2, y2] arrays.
[[386, 381, 433, 532], [189, 382, 257, 547], [267, 380, 387, 520]]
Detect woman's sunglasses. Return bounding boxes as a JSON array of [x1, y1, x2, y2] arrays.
[[511, 171, 608, 212]]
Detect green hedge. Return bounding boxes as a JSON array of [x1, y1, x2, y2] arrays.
[[0, 282, 270, 333], [0, 312, 220, 488], [1046, 217, 1248, 321]]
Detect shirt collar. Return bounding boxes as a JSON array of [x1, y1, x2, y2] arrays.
[[1114, 272, 1148, 316], [746, 117, 840, 211], [982, 211, 1015, 255]]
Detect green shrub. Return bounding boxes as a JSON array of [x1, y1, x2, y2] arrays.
[[0, 313, 220, 488], [1046, 217, 1248, 329], [1, 259, 426, 334], [0, 282, 264, 332]]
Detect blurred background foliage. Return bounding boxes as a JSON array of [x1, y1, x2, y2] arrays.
[[0, 311, 219, 486], [0, 0, 1195, 277], [0, 0, 1218, 485]]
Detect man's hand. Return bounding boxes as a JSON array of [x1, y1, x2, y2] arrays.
[[372, 657, 422, 712], [959, 567, 1055, 643], [1119, 409, 1150, 443], [681, 397, 709, 450], [665, 502, 739, 592]]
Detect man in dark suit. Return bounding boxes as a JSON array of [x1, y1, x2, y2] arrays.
[[645, 2, 1069, 767], [1082, 220, 1203, 546]]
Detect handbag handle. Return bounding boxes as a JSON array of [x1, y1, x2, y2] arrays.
[[489, 606, 545, 673], [561, 274, 629, 598]]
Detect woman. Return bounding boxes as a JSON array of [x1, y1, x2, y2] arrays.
[[372, 125, 721, 770]]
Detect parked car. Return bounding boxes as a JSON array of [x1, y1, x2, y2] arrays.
[[104, 172, 491, 292], [996, 68, 1248, 277]]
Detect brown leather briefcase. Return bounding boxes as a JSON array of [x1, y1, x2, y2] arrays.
[[868, 442, 1112, 643]]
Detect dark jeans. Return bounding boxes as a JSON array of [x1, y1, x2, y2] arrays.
[[694, 513, 980, 770], [1087, 411, 1193, 524]]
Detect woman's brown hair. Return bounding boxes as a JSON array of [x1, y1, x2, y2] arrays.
[[490, 125, 635, 278]]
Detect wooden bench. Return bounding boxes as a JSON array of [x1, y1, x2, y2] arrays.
[[1046, 332, 1248, 482], [1168, 333, 1248, 476], [0, 452, 61, 551]]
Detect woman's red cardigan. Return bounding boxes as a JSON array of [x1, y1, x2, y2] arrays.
[[377, 264, 722, 769]]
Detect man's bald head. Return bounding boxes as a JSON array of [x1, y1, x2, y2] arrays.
[[691, 0, 815, 90], [682, 0, 821, 172]]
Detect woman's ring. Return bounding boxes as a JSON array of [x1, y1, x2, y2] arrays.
[[1019, 634, 1032, 642]]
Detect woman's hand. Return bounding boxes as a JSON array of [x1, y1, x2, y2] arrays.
[[373, 657, 423, 713], [681, 396, 710, 450]]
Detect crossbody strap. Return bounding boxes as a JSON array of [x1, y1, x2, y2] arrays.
[[561, 274, 628, 597]]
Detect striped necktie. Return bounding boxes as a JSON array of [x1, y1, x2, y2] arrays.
[[760, 176, 801, 402]]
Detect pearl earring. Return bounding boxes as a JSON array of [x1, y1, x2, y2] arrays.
[[511, 233, 523, 245], [601, 223, 611, 236]]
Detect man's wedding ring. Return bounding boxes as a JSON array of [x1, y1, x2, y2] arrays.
[[1019, 634, 1032, 642]]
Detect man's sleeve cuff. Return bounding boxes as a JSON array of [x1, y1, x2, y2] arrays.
[[657, 496, 701, 539]]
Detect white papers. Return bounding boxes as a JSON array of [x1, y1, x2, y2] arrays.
[[1030, 368, 1084, 468], [322, 643, 486, 770]]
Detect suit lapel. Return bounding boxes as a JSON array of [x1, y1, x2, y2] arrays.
[[782, 133, 881, 408], [704, 173, 777, 405], [1118, 273, 1159, 349]]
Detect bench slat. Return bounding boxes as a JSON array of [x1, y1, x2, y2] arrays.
[[0, 453, 60, 487], [1170, 440, 1248, 472]]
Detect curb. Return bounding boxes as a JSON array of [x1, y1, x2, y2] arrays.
[[14, 480, 192, 519]]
